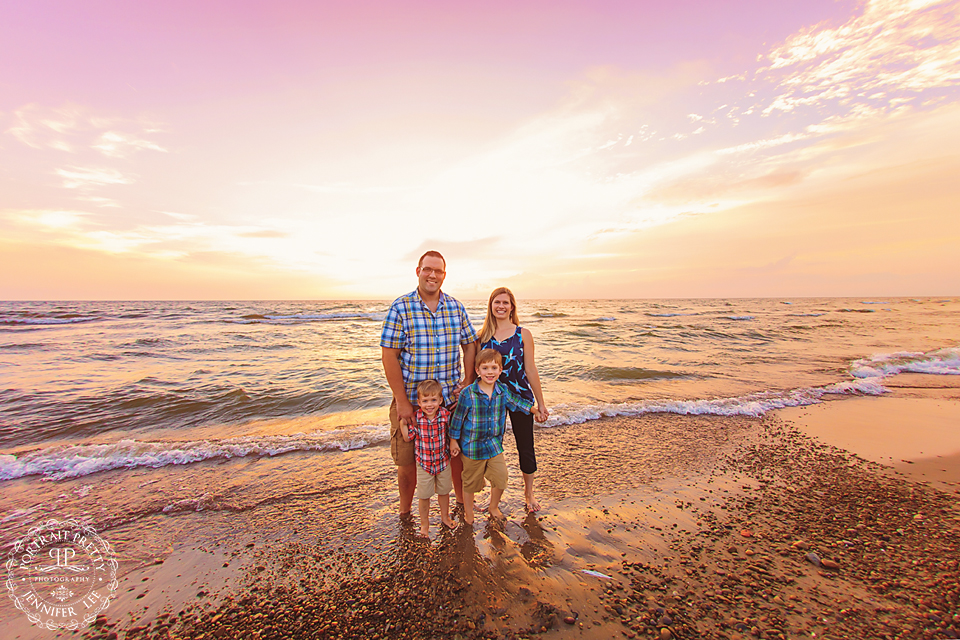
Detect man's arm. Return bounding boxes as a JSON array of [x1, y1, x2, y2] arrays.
[[461, 340, 478, 384], [381, 347, 414, 427]]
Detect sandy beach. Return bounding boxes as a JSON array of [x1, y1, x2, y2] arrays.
[[5, 377, 948, 640]]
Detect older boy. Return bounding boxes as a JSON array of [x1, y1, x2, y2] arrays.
[[449, 348, 536, 525], [402, 380, 457, 537]]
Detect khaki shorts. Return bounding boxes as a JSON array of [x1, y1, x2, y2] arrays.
[[416, 464, 453, 500], [389, 397, 416, 467], [460, 453, 507, 493]]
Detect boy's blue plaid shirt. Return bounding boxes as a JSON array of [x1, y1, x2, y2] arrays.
[[449, 380, 534, 460], [380, 289, 478, 406]]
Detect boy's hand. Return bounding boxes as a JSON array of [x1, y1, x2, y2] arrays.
[[535, 405, 549, 422], [401, 425, 412, 442], [449, 439, 460, 458]]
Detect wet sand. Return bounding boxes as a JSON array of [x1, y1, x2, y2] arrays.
[[4, 381, 960, 640]]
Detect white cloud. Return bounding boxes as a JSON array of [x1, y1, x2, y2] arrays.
[[56, 167, 133, 189], [93, 131, 167, 158], [760, 0, 960, 115], [5, 104, 166, 158]]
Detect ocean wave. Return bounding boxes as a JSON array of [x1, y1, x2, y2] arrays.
[[0, 426, 391, 481], [1, 316, 101, 326], [645, 313, 696, 317], [0, 374, 897, 483], [229, 312, 385, 325], [723, 315, 755, 321], [532, 312, 568, 318], [585, 366, 687, 381], [788, 313, 826, 317], [0, 342, 48, 350], [543, 378, 886, 425], [850, 347, 960, 379]]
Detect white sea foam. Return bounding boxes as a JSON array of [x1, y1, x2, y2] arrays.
[[0, 426, 391, 481], [646, 313, 696, 317], [788, 313, 826, 317], [724, 315, 755, 321], [543, 378, 887, 426], [850, 348, 960, 379]]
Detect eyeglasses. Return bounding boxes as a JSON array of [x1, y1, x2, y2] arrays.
[[419, 267, 445, 276]]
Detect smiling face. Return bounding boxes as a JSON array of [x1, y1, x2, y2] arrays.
[[477, 360, 502, 385], [416, 255, 446, 296], [418, 392, 442, 418], [491, 292, 513, 321]]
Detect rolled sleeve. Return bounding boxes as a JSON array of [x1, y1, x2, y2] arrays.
[[379, 305, 406, 350], [460, 308, 479, 345]]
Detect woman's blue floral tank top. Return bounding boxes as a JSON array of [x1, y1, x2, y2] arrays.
[[480, 326, 534, 406]]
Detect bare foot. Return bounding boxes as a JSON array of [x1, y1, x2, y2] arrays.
[[525, 495, 541, 513], [441, 517, 457, 530], [489, 505, 504, 521], [464, 513, 475, 525], [417, 527, 429, 538]]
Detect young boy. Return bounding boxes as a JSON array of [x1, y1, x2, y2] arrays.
[[449, 348, 536, 525], [402, 379, 457, 537]]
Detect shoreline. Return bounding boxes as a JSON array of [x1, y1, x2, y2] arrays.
[[3, 383, 959, 639]]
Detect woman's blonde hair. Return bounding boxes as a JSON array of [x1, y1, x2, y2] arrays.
[[479, 287, 520, 344]]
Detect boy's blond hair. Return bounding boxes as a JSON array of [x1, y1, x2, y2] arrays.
[[416, 379, 443, 399], [475, 348, 503, 369]]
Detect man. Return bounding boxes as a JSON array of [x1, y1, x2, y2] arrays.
[[380, 250, 478, 517]]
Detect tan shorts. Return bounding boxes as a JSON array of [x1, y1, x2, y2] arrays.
[[416, 464, 453, 499], [460, 453, 507, 493], [389, 397, 415, 467]]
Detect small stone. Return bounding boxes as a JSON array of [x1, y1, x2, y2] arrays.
[[741, 530, 754, 538], [660, 628, 673, 640], [564, 616, 576, 625], [791, 540, 809, 550], [820, 558, 840, 570], [805, 552, 821, 567]]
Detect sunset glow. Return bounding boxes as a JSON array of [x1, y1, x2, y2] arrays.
[[2, 0, 958, 299]]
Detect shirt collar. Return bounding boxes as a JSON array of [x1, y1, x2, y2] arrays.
[[414, 288, 446, 310], [470, 379, 501, 396]]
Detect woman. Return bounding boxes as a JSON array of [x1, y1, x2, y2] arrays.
[[478, 287, 549, 512]]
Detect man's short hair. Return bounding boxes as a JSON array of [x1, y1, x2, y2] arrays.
[[476, 348, 503, 369], [416, 379, 443, 399], [418, 250, 446, 269]]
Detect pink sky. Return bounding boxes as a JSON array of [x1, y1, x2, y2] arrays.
[[2, 0, 958, 299]]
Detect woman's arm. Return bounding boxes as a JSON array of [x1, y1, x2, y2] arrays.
[[521, 328, 549, 422]]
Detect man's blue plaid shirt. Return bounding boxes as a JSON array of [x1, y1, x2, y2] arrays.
[[449, 380, 534, 461], [380, 289, 478, 406]]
